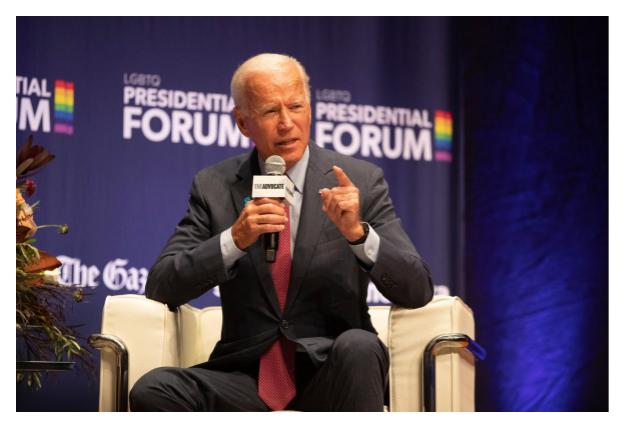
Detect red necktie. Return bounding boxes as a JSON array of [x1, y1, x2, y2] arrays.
[[258, 204, 296, 410]]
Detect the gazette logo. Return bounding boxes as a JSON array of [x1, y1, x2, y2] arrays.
[[56, 254, 398, 305], [58, 255, 148, 295], [16, 76, 75, 135]]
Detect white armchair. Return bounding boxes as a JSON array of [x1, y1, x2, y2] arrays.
[[89, 294, 485, 412]]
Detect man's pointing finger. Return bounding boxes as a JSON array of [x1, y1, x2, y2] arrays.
[[332, 165, 353, 187]]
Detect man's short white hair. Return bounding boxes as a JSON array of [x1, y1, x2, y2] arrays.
[[231, 53, 311, 116]]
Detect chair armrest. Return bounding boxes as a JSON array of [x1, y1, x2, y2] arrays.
[[89, 333, 129, 412], [387, 296, 477, 412], [423, 334, 486, 412], [91, 294, 180, 411]]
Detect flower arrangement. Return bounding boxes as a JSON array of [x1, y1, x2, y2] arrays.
[[16, 135, 91, 389]]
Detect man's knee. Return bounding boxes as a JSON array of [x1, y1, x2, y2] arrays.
[[332, 329, 388, 365], [129, 367, 179, 411]]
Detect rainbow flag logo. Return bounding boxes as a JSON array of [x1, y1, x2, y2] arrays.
[[434, 110, 452, 162], [53, 80, 74, 135]]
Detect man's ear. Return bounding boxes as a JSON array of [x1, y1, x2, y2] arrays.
[[233, 107, 250, 138]]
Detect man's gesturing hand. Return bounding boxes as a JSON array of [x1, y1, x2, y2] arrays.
[[320, 166, 365, 242], [232, 198, 288, 250]]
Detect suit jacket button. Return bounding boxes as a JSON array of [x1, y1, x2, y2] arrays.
[[280, 320, 289, 329]]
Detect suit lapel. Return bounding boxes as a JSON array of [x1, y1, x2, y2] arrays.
[[230, 151, 281, 317], [285, 145, 332, 312]]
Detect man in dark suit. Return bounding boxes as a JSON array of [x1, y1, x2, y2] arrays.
[[130, 53, 433, 412]]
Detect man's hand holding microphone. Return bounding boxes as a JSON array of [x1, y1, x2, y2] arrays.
[[232, 197, 287, 251]]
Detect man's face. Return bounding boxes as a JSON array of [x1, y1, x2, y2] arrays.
[[234, 64, 311, 171]]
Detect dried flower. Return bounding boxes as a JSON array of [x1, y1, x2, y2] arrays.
[[34, 223, 70, 235], [42, 268, 61, 285], [16, 188, 25, 206], [73, 288, 84, 303], [24, 179, 36, 197], [16, 188, 37, 243], [16, 134, 55, 181], [15, 135, 92, 390]]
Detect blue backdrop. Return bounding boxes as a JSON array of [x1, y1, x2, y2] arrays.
[[16, 17, 460, 411], [458, 17, 608, 411], [16, 16, 608, 412]]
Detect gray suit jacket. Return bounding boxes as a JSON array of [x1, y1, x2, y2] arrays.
[[146, 143, 433, 371]]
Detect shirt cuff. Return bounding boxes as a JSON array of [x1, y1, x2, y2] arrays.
[[220, 227, 247, 273], [349, 224, 380, 267]]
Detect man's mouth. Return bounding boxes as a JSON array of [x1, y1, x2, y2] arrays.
[[276, 138, 299, 147]]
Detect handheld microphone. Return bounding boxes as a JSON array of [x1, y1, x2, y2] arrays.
[[262, 155, 286, 263]]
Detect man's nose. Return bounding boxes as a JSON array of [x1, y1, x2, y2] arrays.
[[277, 107, 294, 131]]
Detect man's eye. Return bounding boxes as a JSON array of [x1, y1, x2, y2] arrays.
[[290, 104, 303, 110]]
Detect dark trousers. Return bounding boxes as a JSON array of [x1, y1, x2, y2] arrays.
[[130, 329, 389, 412]]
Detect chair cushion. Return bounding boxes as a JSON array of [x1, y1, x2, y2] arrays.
[[178, 304, 223, 368]]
